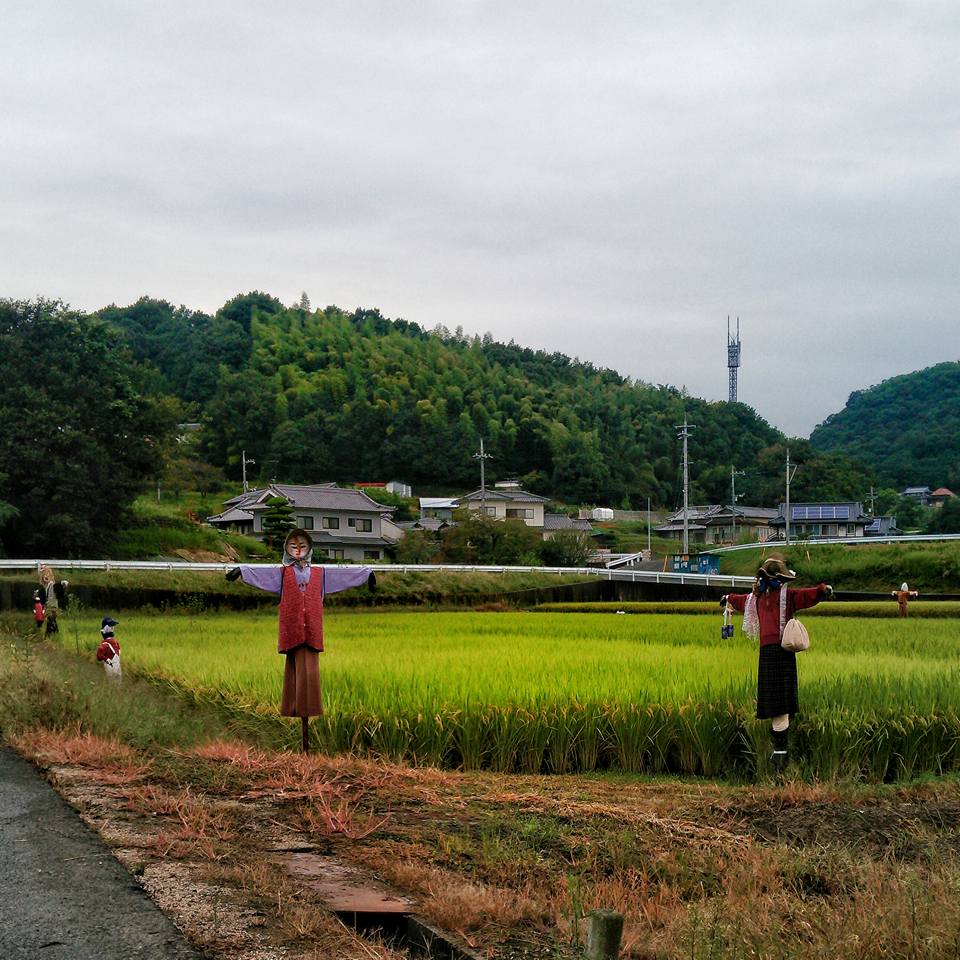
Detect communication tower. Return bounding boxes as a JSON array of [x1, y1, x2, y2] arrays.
[[727, 316, 741, 403]]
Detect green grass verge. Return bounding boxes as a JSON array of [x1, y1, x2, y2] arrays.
[[717, 540, 960, 592]]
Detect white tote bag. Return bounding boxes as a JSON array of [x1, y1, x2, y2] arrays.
[[779, 588, 810, 652]]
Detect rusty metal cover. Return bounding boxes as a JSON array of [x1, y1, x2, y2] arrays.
[[285, 853, 416, 914]]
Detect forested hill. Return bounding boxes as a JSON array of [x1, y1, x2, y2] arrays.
[[100, 292, 822, 507], [810, 362, 960, 491]]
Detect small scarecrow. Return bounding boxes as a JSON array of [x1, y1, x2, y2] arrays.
[[96, 617, 122, 681], [891, 582, 919, 618], [721, 557, 832, 772], [38, 565, 69, 636], [226, 528, 375, 751], [32, 590, 45, 636]]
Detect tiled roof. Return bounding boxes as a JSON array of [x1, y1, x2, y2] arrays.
[[458, 487, 550, 503], [206, 507, 254, 524], [542, 514, 593, 531], [307, 532, 393, 548], [398, 518, 447, 532], [239, 484, 392, 514], [931, 487, 955, 497]]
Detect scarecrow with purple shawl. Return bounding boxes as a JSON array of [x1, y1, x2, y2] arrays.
[[227, 528, 375, 750]]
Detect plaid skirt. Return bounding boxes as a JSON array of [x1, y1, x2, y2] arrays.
[[756, 644, 799, 719]]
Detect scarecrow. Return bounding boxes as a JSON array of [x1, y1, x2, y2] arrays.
[[226, 528, 376, 751], [96, 617, 122, 681], [32, 590, 45, 636], [891, 582, 919, 618], [38, 565, 69, 636], [721, 557, 832, 772]]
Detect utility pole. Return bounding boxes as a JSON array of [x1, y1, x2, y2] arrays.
[[730, 467, 745, 543], [242, 449, 256, 493], [676, 418, 696, 554], [785, 449, 799, 546], [867, 485, 876, 516], [647, 497, 652, 559], [473, 438, 492, 517]]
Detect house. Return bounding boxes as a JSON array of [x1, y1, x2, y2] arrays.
[[770, 502, 872, 540], [655, 504, 778, 544], [930, 487, 956, 508], [419, 497, 458, 522], [902, 486, 933, 506], [356, 480, 413, 498], [541, 513, 594, 540], [457, 483, 550, 526], [207, 483, 397, 562], [864, 515, 901, 536]]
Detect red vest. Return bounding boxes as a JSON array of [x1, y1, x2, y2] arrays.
[[277, 565, 324, 653]]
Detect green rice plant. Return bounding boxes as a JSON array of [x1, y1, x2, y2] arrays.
[[544, 704, 583, 774], [42, 608, 960, 781], [604, 703, 667, 773]]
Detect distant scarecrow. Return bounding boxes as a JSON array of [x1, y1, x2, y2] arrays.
[[227, 528, 375, 751], [38, 565, 69, 636], [892, 582, 919, 618]]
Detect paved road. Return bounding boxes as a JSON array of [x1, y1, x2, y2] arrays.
[[0, 746, 201, 959]]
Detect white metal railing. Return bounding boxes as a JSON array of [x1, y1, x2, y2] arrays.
[[708, 533, 960, 554], [0, 558, 754, 588]]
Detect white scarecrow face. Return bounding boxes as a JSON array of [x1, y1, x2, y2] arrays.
[[285, 533, 312, 561]]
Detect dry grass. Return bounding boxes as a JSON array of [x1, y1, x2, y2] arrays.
[[14, 726, 960, 959], [11, 723, 152, 784]]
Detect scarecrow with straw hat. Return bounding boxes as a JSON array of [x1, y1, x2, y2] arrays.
[[226, 528, 375, 751], [721, 556, 832, 772]]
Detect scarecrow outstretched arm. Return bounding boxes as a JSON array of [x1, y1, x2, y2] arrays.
[[324, 566, 375, 595], [232, 565, 283, 594]]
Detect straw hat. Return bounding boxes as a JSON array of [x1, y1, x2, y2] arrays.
[[758, 557, 796, 580]]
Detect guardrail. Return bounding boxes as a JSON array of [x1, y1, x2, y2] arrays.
[[708, 533, 960, 554], [0, 558, 754, 589]]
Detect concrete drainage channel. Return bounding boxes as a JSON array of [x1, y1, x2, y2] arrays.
[[285, 852, 485, 960]]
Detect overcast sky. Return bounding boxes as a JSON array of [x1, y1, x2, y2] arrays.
[[2, 2, 958, 437]]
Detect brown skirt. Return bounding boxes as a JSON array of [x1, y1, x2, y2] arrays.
[[280, 646, 323, 717]]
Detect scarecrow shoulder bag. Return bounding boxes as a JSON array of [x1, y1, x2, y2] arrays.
[[779, 587, 810, 652]]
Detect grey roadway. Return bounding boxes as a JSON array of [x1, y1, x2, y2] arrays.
[[0, 745, 201, 959]]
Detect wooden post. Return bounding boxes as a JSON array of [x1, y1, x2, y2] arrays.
[[585, 909, 624, 960], [301, 716, 310, 754]]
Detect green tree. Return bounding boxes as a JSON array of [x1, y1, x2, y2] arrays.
[[440, 511, 542, 564], [925, 497, 960, 534], [0, 299, 172, 557], [392, 528, 441, 563], [539, 529, 594, 567], [261, 496, 295, 550]]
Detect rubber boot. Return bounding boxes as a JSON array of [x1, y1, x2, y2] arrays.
[[770, 728, 789, 774]]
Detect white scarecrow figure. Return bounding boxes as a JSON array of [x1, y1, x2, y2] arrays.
[[96, 616, 122, 681], [226, 528, 375, 750]]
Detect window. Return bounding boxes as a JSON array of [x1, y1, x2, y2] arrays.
[[296, 516, 314, 530], [484, 507, 497, 516], [506, 508, 534, 519], [323, 548, 344, 560], [349, 517, 372, 532], [364, 550, 380, 560], [321, 517, 339, 529]]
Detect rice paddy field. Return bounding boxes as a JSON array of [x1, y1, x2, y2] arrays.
[[59, 606, 960, 782]]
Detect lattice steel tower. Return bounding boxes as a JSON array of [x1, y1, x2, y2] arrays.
[[727, 316, 741, 403]]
